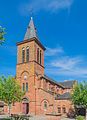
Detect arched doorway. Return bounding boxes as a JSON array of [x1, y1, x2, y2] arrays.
[[22, 98, 29, 114]]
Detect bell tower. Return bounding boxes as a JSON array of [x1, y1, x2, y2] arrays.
[[16, 17, 46, 114], [16, 17, 46, 79]]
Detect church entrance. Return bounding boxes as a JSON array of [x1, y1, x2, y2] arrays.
[[22, 98, 29, 114]]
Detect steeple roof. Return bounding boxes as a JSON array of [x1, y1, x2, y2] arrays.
[[24, 17, 37, 40], [17, 17, 46, 51]]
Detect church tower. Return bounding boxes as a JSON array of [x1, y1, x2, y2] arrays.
[[16, 17, 46, 114]]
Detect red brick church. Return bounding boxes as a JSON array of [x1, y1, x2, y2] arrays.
[[3, 17, 76, 117]]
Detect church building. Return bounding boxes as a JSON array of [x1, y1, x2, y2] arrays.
[[4, 17, 76, 118]]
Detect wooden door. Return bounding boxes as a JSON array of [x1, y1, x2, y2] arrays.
[[22, 103, 29, 114]]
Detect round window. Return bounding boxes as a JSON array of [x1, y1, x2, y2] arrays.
[[24, 75, 27, 80]]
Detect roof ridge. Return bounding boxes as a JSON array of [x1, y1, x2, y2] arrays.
[[42, 75, 65, 88]]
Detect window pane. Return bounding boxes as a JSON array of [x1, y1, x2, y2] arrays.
[[26, 48, 29, 62], [40, 50, 41, 65], [26, 83, 28, 92], [58, 107, 61, 113], [22, 49, 25, 63], [62, 107, 66, 113], [44, 101, 47, 109], [23, 83, 25, 91], [37, 48, 39, 63]]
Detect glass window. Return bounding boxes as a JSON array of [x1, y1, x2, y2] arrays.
[[24, 75, 27, 80], [26, 47, 29, 62], [37, 48, 39, 63], [58, 107, 61, 113], [26, 83, 28, 92], [23, 83, 25, 91], [62, 107, 66, 113], [40, 50, 42, 65], [44, 101, 47, 110], [22, 48, 25, 63]]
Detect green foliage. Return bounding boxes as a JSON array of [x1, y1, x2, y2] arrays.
[[0, 26, 6, 44], [71, 81, 87, 108], [76, 115, 85, 120], [0, 76, 25, 104], [0, 76, 25, 115]]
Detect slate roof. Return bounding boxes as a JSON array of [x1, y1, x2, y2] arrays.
[[17, 17, 46, 50], [41, 75, 65, 88], [55, 92, 71, 100], [59, 80, 76, 89], [24, 17, 37, 40], [41, 75, 76, 89]]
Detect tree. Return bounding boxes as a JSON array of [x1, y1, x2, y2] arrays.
[[0, 76, 25, 116], [0, 26, 5, 45], [71, 81, 87, 119]]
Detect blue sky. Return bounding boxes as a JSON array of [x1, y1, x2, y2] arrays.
[[0, 0, 87, 82]]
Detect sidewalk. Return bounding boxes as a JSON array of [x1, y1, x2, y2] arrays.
[[61, 117, 75, 120]]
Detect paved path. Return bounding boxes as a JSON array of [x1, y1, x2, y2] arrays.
[[61, 117, 75, 120]]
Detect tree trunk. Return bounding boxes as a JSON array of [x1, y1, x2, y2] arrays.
[[86, 108, 87, 120], [8, 104, 11, 117]]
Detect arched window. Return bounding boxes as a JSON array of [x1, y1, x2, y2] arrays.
[[62, 106, 66, 113], [40, 50, 42, 65], [26, 83, 28, 92], [37, 48, 39, 63], [58, 106, 61, 113], [26, 47, 29, 62], [22, 83, 25, 91], [44, 101, 47, 110], [22, 48, 25, 63]]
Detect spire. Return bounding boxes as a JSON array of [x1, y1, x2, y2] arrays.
[[24, 17, 37, 40]]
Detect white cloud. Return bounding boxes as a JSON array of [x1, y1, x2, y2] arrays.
[[45, 47, 64, 56], [19, 0, 74, 15], [46, 67, 87, 78], [51, 56, 82, 70], [45, 46, 87, 79]]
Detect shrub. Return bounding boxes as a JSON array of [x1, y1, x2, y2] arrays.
[[67, 108, 76, 118], [76, 115, 85, 120]]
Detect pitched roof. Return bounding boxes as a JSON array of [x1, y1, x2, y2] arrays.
[[41, 75, 65, 88], [59, 80, 76, 88], [24, 17, 37, 40], [55, 92, 71, 100], [40, 75, 76, 89]]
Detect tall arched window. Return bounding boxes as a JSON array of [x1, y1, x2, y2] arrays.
[[37, 48, 39, 63], [26, 47, 29, 62], [62, 106, 66, 113], [22, 83, 25, 91], [22, 48, 25, 63], [44, 101, 47, 110], [58, 106, 61, 113], [40, 50, 42, 65], [26, 83, 28, 92]]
